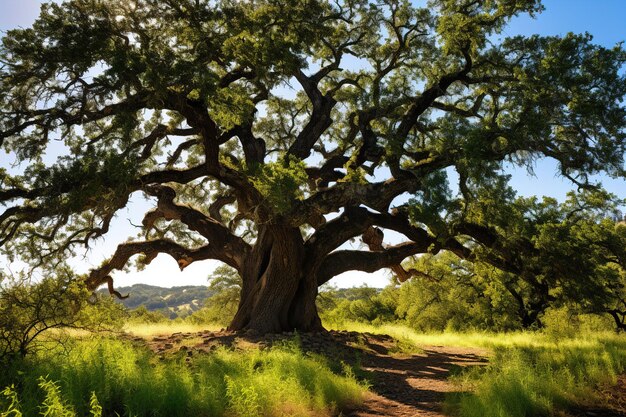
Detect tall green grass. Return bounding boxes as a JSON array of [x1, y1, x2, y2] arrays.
[[5, 320, 622, 417], [1, 338, 365, 417], [449, 336, 626, 417], [328, 320, 622, 349], [328, 321, 626, 416]]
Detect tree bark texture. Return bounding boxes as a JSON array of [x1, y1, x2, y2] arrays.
[[228, 225, 323, 333]]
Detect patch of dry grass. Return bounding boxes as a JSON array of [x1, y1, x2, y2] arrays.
[[123, 322, 221, 338]]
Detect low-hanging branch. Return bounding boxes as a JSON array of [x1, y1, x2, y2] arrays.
[[85, 239, 229, 294]]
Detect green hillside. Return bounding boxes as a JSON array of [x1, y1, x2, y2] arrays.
[[98, 284, 213, 317]]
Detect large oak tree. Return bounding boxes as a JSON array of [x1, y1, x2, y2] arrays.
[[1, 0, 625, 333]]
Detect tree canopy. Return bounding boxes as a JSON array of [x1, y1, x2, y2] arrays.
[[1, 0, 625, 333]]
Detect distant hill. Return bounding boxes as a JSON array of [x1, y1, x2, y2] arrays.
[[98, 284, 213, 316], [97, 283, 381, 318]]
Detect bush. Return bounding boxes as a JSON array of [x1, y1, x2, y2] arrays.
[[318, 285, 398, 327], [541, 306, 615, 339], [0, 270, 86, 360], [186, 265, 241, 326], [0, 268, 126, 362], [128, 305, 169, 324]]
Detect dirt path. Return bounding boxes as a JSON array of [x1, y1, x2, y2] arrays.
[[127, 329, 488, 417], [344, 343, 488, 417]]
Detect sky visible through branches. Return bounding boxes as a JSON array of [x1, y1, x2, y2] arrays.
[[0, 0, 625, 288]]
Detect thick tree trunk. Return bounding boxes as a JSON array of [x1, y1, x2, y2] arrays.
[[228, 224, 323, 334]]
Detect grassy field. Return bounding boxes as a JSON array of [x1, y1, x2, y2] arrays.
[[0, 335, 365, 417], [122, 322, 223, 338], [328, 321, 626, 416], [1, 321, 624, 417]]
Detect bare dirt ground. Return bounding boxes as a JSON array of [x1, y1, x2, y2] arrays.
[[124, 329, 626, 417], [343, 344, 488, 417]]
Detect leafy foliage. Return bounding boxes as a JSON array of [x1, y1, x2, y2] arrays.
[[187, 265, 241, 325], [455, 190, 626, 329], [318, 286, 398, 326], [318, 210, 624, 332], [0, 0, 625, 332], [394, 253, 520, 331], [249, 157, 309, 215]]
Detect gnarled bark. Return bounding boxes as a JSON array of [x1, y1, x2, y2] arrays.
[[228, 225, 322, 333]]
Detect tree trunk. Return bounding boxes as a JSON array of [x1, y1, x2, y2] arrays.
[[228, 224, 323, 334]]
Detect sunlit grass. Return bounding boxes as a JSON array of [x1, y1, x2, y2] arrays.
[[327, 320, 622, 349], [11, 320, 621, 417], [1, 337, 366, 417], [448, 337, 626, 417], [327, 320, 626, 417], [122, 322, 222, 338]]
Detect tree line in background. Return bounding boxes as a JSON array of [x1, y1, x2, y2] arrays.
[[99, 284, 214, 317]]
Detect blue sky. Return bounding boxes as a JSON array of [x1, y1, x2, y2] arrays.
[[0, 1, 625, 288], [502, 1, 626, 201]]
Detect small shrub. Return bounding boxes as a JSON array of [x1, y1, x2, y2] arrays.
[[0, 271, 87, 361], [0, 268, 126, 362]]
